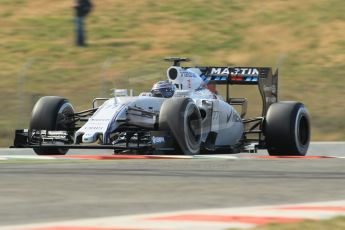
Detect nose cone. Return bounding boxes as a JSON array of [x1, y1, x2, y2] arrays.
[[82, 133, 98, 143]]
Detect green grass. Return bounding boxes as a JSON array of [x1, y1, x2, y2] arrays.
[[235, 216, 345, 230], [0, 0, 344, 146]]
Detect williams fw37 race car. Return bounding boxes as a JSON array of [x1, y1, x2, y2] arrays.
[[12, 57, 311, 156]]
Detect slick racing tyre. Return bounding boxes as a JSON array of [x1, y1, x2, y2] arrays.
[[30, 96, 75, 155], [264, 101, 310, 156], [159, 98, 202, 155]]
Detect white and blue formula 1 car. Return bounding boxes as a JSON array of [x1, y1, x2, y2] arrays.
[[12, 57, 310, 156]]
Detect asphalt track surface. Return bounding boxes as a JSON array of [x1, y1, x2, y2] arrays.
[[0, 142, 344, 226]]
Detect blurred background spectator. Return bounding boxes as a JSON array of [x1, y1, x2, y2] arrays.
[[74, 0, 93, 46]]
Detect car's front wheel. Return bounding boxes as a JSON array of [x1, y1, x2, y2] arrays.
[[30, 96, 75, 155], [159, 98, 202, 155]]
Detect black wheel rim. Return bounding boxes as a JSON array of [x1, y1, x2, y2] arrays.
[[298, 115, 309, 146], [186, 106, 201, 143]]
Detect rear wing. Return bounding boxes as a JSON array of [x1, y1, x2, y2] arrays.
[[197, 67, 271, 85], [184, 66, 278, 116]]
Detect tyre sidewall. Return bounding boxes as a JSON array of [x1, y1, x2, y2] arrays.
[[293, 106, 310, 154], [265, 102, 310, 156], [30, 96, 74, 131], [182, 101, 202, 154], [30, 96, 75, 155], [159, 98, 202, 155]]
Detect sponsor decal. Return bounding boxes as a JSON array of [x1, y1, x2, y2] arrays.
[[231, 76, 244, 81], [210, 67, 259, 76], [203, 76, 258, 83], [152, 136, 165, 145], [181, 70, 198, 78], [226, 111, 233, 123], [244, 77, 258, 82], [226, 110, 241, 123]]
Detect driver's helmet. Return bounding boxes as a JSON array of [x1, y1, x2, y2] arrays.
[[151, 81, 175, 98]]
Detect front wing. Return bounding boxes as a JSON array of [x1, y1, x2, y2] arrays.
[[11, 129, 176, 152], [11, 129, 256, 154]]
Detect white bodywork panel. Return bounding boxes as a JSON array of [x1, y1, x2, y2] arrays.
[[75, 97, 165, 144], [75, 66, 244, 147], [76, 99, 126, 143], [215, 100, 243, 146]]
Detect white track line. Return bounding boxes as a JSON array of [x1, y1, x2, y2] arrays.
[[1, 155, 345, 161], [2, 200, 345, 230]]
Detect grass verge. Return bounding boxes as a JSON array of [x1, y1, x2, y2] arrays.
[[233, 216, 345, 230], [0, 0, 344, 146]]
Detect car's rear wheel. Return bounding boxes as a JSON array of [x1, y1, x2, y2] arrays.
[[30, 96, 75, 155], [159, 98, 202, 155], [264, 101, 310, 156]]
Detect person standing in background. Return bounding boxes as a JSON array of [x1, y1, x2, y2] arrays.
[[74, 0, 93, 47]]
